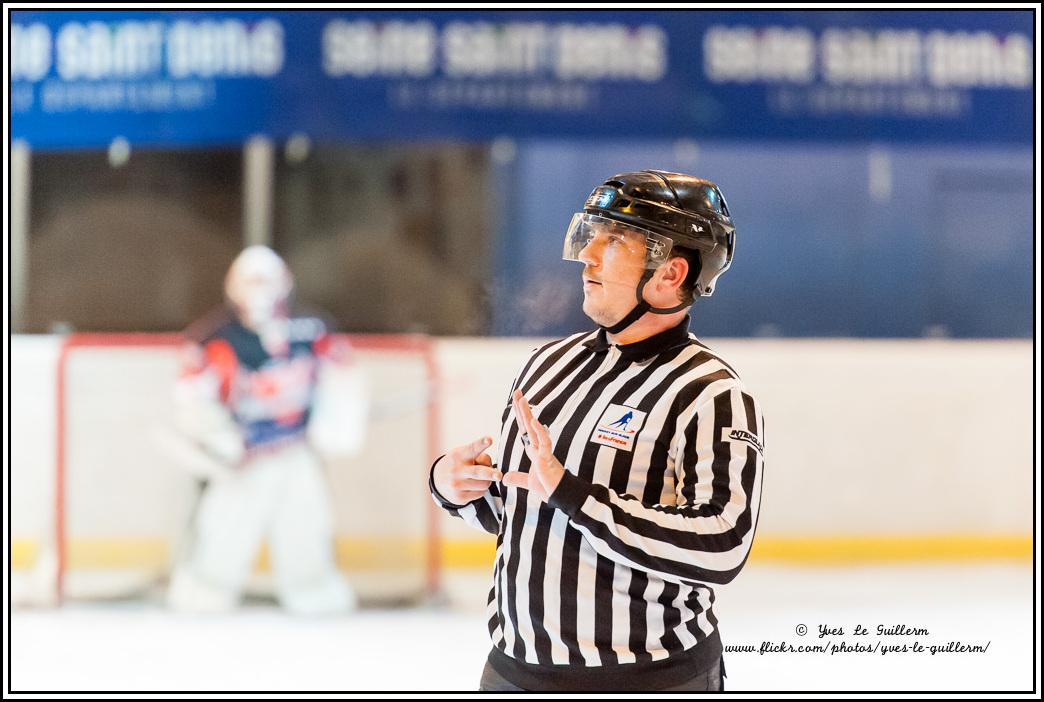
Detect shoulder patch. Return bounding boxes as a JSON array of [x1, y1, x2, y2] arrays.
[[722, 427, 763, 455]]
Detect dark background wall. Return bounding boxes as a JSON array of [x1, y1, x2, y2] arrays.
[[492, 140, 1033, 338]]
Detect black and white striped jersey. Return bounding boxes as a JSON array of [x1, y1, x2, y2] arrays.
[[429, 316, 765, 691]]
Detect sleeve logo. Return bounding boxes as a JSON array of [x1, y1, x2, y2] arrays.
[[723, 427, 764, 455]]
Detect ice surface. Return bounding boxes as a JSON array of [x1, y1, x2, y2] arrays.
[[9, 564, 1035, 692]]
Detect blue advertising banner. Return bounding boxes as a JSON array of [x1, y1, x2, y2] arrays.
[[11, 10, 1034, 148]]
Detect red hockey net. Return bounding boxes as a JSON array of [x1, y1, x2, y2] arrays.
[[40, 332, 441, 606]]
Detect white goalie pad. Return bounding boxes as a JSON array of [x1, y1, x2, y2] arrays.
[[307, 361, 370, 458]]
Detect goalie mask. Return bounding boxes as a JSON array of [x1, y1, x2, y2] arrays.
[[224, 245, 293, 330]]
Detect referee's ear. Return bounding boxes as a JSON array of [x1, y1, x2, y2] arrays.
[[655, 256, 690, 303]]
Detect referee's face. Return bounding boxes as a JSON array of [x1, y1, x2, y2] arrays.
[[577, 223, 648, 328]]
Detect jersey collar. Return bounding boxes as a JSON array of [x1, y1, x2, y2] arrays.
[[582, 314, 691, 362]]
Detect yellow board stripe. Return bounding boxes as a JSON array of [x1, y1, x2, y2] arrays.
[[439, 535, 1035, 567], [11, 540, 39, 568], [746, 535, 1033, 564], [9, 534, 1032, 571]]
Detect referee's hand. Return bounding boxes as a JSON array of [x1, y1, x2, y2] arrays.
[[433, 435, 502, 506], [502, 389, 566, 501]]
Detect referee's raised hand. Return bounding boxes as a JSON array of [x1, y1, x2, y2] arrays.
[[433, 435, 502, 506], [502, 389, 566, 501]]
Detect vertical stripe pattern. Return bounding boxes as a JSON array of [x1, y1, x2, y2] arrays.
[[430, 326, 765, 674]]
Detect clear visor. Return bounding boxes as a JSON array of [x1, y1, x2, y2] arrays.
[[562, 213, 674, 269]]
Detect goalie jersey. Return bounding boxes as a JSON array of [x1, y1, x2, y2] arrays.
[[180, 310, 338, 451]]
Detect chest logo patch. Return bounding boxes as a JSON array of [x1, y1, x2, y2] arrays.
[[590, 404, 647, 452]]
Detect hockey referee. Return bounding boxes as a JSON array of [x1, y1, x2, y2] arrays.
[[430, 171, 765, 692]]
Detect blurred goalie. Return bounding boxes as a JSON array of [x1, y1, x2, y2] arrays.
[[164, 245, 367, 615]]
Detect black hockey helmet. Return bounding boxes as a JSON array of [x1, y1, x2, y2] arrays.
[[580, 170, 736, 297], [563, 170, 737, 334]]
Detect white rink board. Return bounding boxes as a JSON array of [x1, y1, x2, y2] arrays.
[[11, 334, 1034, 591], [434, 336, 1033, 539]]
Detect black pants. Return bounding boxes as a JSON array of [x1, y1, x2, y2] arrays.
[[478, 656, 726, 692]]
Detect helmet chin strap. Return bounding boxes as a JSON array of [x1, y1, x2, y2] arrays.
[[601, 270, 690, 335]]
